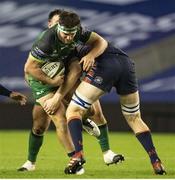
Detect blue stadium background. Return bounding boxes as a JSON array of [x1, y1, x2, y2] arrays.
[[0, 0, 175, 131]]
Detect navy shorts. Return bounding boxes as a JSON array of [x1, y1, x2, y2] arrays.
[[82, 51, 138, 95]]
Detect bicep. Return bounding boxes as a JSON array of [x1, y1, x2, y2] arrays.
[[86, 32, 106, 45], [24, 54, 42, 74]]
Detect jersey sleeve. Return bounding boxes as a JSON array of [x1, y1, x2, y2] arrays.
[[0, 84, 12, 97], [78, 27, 92, 43], [30, 31, 54, 62]]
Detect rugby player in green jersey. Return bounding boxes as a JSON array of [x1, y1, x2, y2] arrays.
[[18, 9, 124, 173]]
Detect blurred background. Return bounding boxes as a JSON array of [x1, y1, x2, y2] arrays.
[[0, 0, 175, 132]]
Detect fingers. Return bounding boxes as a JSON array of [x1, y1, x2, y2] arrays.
[[21, 96, 27, 105], [80, 58, 94, 71], [45, 109, 55, 115], [43, 102, 56, 115], [84, 62, 92, 71], [20, 99, 27, 106], [12, 94, 27, 105], [79, 59, 84, 64]]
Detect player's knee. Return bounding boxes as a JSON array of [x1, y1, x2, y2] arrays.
[[32, 112, 50, 133], [66, 90, 93, 120], [66, 105, 84, 121], [32, 126, 46, 136]]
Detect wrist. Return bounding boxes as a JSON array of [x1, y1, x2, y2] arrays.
[[87, 53, 95, 59], [45, 77, 53, 85], [53, 92, 63, 102]]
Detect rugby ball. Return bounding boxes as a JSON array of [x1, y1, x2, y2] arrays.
[[41, 61, 65, 78]]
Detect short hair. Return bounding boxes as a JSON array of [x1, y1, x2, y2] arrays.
[[59, 11, 80, 28], [48, 9, 63, 20]]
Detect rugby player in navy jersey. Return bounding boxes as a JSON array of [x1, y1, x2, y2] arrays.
[[18, 9, 123, 173], [0, 84, 26, 105], [42, 11, 166, 175]]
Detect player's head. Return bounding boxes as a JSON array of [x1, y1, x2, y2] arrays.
[[57, 11, 80, 44], [48, 9, 63, 28]]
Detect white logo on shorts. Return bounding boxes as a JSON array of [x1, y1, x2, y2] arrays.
[[94, 76, 103, 84]]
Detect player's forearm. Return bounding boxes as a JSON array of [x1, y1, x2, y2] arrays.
[[88, 39, 107, 59], [86, 32, 108, 59], [54, 70, 80, 101], [24, 58, 52, 85], [53, 61, 81, 101], [26, 69, 52, 84]]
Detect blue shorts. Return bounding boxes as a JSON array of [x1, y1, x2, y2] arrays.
[[82, 50, 138, 95]]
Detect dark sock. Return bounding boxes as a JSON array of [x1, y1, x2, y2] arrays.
[[136, 131, 159, 163], [67, 151, 75, 157], [68, 118, 83, 153], [97, 124, 110, 152], [28, 131, 43, 162]]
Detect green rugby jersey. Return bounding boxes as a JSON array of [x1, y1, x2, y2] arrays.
[[30, 24, 91, 63], [26, 24, 92, 99]]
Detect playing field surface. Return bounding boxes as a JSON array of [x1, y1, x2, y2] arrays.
[[0, 131, 174, 179]]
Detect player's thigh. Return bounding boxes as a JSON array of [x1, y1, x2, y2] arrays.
[[66, 82, 104, 119], [37, 93, 67, 128], [36, 92, 54, 105], [76, 81, 104, 102]]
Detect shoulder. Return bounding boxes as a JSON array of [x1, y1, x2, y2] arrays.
[[31, 26, 57, 58], [37, 25, 56, 44], [75, 26, 92, 43]]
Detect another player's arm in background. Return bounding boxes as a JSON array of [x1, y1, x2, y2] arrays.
[[79, 32, 108, 71], [24, 54, 64, 87], [0, 84, 27, 105]]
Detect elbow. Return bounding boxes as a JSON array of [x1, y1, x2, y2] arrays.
[[24, 62, 30, 74], [105, 39, 108, 49], [24, 58, 33, 74], [101, 38, 108, 51]]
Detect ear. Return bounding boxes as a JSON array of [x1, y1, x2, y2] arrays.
[[48, 21, 51, 28]]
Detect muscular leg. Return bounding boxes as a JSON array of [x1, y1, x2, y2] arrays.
[[67, 82, 104, 150], [65, 82, 123, 174], [120, 91, 166, 174], [17, 104, 50, 171], [18, 93, 75, 172], [120, 91, 149, 133], [28, 104, 50, 163], [37, 93, 75, 155]]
